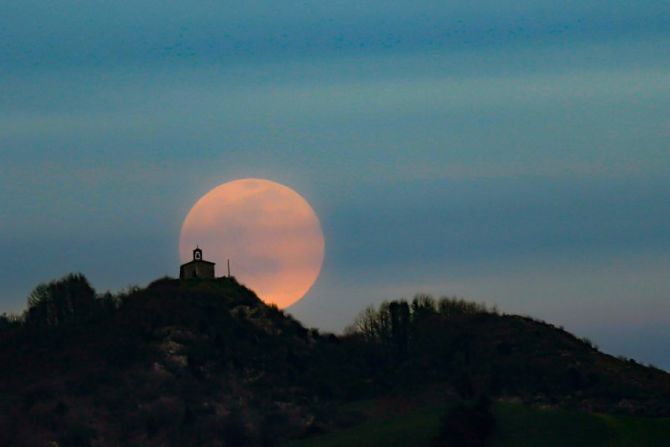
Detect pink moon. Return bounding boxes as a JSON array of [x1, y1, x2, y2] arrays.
[[179, 178, 325, 309]]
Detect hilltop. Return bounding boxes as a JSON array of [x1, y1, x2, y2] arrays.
[[0, 275, 669, 446]]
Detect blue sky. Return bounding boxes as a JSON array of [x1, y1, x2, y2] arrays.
[[1, 1, 669, 367]]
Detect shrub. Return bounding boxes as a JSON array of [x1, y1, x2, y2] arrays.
[[434, 397, 496, 447]]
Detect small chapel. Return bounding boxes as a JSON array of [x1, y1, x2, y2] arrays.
[[179, 247, 216, 280]]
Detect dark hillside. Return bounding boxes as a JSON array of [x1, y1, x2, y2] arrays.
[[0, 276, 669, 446], [0, 277, 333, 446], [343, 299, 670, 415]]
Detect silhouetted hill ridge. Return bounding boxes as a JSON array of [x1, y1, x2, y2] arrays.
[[0, 275, 668, 446]]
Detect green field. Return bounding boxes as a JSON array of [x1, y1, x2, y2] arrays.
[[285, 401, 670, 447]]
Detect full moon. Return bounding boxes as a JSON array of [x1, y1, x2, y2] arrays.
[[179, 178, 325, 309]]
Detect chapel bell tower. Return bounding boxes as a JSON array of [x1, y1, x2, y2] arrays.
[[180, 246, 215, 279]]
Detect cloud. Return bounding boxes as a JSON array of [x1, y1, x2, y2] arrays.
[[1, 1, 669, 68]]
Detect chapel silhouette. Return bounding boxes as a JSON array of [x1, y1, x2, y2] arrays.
[[179, 247, 215, 279]]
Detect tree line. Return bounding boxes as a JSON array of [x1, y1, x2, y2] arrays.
[[346, 293, 498, 343], [0, 273, 124, 330]]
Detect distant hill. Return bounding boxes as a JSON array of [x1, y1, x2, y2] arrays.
[[0, 275, 669, 446]]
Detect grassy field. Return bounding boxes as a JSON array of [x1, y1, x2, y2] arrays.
[[285, 401, 670, 447], [600, 413, 670, 447], [285, 404, 444, 447]]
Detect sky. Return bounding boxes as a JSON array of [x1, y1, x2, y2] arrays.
[[1, 2, 669, 367]]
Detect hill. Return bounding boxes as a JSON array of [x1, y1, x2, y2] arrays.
[[0, 274, 669, 446]]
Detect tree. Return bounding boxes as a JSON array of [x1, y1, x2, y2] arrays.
[[411, 294, 437, 323], [0, 313, 18, 331], [25, 273, 95, 328], [389, 301, 410, 359], [346, 305, 380, 341]]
